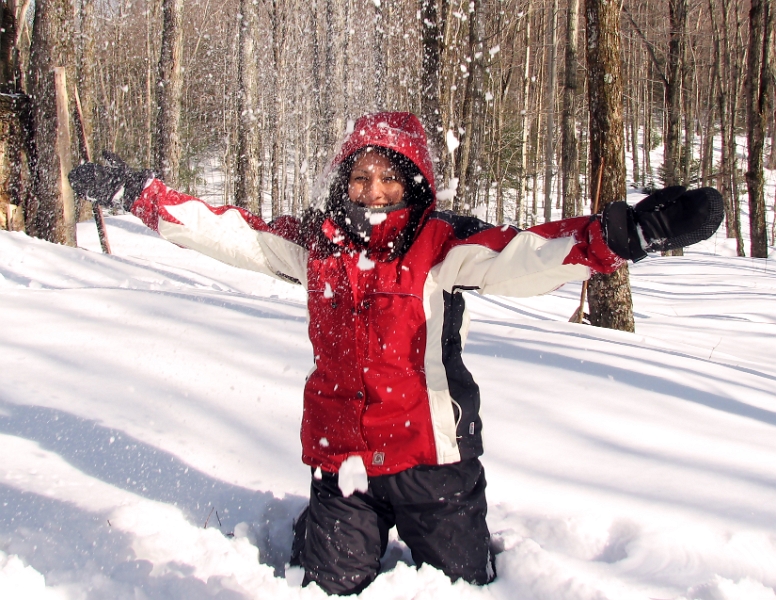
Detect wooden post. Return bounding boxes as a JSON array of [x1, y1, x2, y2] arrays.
[[74, 86, 111, 254], [53, 67, 76, 247], [572, 160, 604, 324]]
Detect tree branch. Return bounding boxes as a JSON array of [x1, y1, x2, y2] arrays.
[[622, 5, 668, 86]]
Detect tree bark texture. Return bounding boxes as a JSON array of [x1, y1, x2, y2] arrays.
[[745, 0, 772, 258], [455, 0, 486, 213], [154, 0, 184, 187], [263, 0, 288, 219], [663, 0, 686, 187], [373, 0, 386, 111], [28, 0, 77, 244], [321, 0, 342, 152], [712, 0, 745, 255], [585, 0, 635, 332], [0, 0, 17, 91], [544, 0, 558, 223], [0, 92, 28, 231], [562, 0, 581, 218], [420, 0, 447, 184], [77, 0, 95, 153], [515, 7, 532, 226], [235, 0, 259, 213]]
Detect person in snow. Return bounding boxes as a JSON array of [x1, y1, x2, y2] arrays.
[[68, 112, 723, 595]]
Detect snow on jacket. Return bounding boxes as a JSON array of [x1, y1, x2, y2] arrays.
[[131, 112, 624, 477]]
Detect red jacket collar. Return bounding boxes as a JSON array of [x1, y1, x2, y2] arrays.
[[322, 207, 411, 259]]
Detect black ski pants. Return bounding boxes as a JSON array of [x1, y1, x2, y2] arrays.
[[292, 458, 493, 596]]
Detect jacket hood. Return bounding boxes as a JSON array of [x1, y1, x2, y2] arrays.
[[332, 112, 437, 198], [306, 112, 437, 261]]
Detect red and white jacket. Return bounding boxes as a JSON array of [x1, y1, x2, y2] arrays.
[[131, 113, 623, 477]]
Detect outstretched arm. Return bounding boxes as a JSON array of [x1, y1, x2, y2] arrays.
[[69, 155, 309, 286], [433, 185, 723, 298], [424, 211, 621, 299]]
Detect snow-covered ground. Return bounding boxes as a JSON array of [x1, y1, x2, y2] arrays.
[[0, 209, 775, 599]]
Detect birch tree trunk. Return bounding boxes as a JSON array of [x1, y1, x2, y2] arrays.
[[585, 0, 635, 332], [515, 7, 532, 226], [154, 0, 184, 187]]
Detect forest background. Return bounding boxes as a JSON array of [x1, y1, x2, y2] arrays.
[[0, 0, 774, 330]]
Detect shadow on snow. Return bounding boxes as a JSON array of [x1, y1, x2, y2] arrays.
[[0, 399, 308, 577]]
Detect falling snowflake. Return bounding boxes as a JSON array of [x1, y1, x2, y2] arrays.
[[357, 251, 375, 271]]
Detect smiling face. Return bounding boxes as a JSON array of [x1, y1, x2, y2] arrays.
[[347, 150, 406, 208]]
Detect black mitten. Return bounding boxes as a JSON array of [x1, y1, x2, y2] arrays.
[[601, 186, 724, 261], [68, 152, 155, 211]]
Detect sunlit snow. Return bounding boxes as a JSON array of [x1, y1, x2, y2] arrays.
[[0, 203, 774, 598]]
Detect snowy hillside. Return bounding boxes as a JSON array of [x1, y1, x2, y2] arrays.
[[0, 214, 775, 600]]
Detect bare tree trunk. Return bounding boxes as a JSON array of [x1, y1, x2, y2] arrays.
[[665, 0, 688, 257], [663, 0, 686, 189], [585, 0, 635, 332], [0, 2, 29, 232], [373, 0, 386, 110], [530, 104, 542, 225], [456, 0, 486, 214], [644, 77, 654, 186], [515, 6, 532, 226], [322, 0, 336, 144], [0, 1, 24, 92], [74, 0, 97, 222], [154, 0, 184, 187], [492, 13, 515, 225], [716, 0, 745, 255], [235, 0, 259, 213], [745, 0, 772, 258], [0, 2, 13, 90], [76, 0, 94, 150], [701, 62, 716, 187], [263, 0, 287, 219], [342, 0, 352, 120], [628, 89, 640, 187], [681, 35, 696, 187], [420, 0, 447, 181], [28, 0, 77, 243], [438, 0, 460, 193], [145, 0, 158, 167], [544, 0, 558, 223], [562, 0, 581, 218], [769, 104, 776, 170]]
